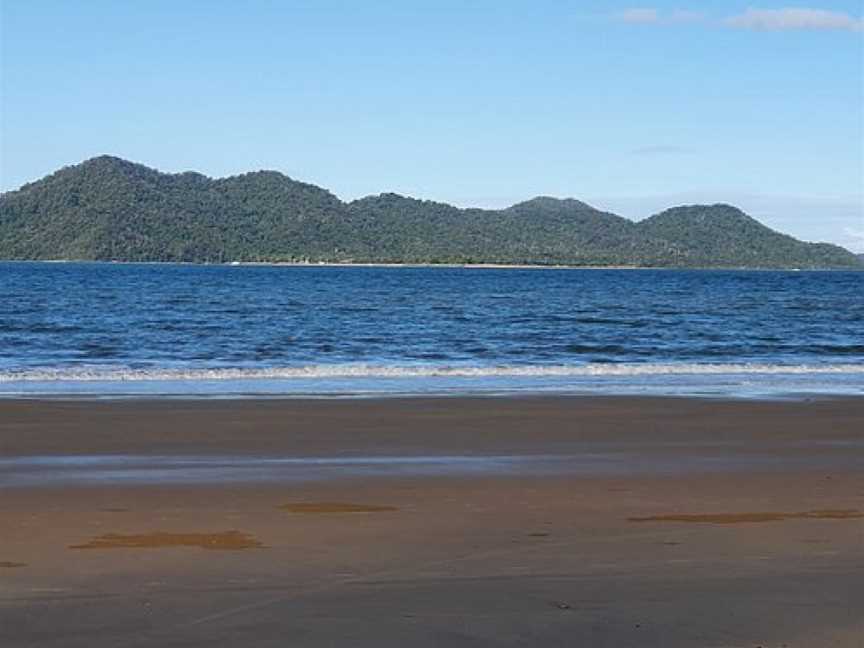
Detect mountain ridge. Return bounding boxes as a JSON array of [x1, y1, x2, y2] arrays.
[[1, 156, 860, 268]]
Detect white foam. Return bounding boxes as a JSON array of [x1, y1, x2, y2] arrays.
[[1, 362, 863, 383]]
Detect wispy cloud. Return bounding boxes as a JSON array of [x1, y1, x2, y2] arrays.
[[613, 7, 862, 32], [669, 10, 706, 24], [616, 8, 705, 25], [725, 8, 863, 31], [631, 145, 695, 156], [618, 8, 660, 24]]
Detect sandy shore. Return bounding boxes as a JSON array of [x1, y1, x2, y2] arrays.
[[2, 396, 863, 647]]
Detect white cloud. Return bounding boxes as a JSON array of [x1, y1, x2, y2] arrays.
[[618, 8, 660, 24], [613, 7, 861, 31], [616, 8, 705, 25], [725, 8, 863, 32]]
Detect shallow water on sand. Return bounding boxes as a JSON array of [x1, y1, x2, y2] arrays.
[[4, 446, 863, 488]]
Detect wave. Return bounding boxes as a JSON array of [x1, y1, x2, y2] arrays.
[[2, 362, 863, 383]]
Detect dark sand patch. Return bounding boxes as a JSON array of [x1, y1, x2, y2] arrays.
[[278, 502, 398, 513], [69, 530, 263, 550], [0, 561, 27, 568], [100, 507, 130, 513], [629, 509, 863, 524]]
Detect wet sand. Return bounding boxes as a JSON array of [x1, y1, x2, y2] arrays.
[[2, 396, 863, 647]]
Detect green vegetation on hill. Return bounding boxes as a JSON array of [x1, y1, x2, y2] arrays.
[[637, 204, 858, 268], [1, 156, 860, 268]]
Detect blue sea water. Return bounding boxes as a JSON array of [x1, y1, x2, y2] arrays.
[[0, 262, 862, 398]]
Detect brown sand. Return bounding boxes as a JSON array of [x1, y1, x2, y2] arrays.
[[1, 396, 863, 647]]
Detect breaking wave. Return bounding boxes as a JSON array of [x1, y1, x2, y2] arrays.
[[2, 362, 863, 383]]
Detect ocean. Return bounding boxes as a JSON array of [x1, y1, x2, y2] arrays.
[[1, 262, 862, 398]]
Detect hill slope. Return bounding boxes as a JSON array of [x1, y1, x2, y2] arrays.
[[635, 204, 859, 268], [1, 157, 860, 268], [0, 156, 358, 262]]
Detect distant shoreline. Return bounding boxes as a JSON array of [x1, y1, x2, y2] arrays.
[[3, 259, 859, 271]]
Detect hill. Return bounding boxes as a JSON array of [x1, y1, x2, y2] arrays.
[[1, 156, 860, 268], [637, 204, 860, 268], [0, 156, 357, 262]]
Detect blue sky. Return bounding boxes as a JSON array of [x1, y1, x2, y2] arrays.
[[2, 1, 862, 250]]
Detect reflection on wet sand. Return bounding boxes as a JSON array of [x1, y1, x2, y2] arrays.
[[629, 509, 863, 524], [279, 502, 398, 513]]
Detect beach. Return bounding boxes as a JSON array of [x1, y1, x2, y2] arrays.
[[5, 2, 864, 646], [2, 396, 863, 647]]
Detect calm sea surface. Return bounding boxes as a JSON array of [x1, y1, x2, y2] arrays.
[[1, 262, 862, 398]]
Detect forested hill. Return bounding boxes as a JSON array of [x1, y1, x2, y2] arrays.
[[1, 156, 861, 268]]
